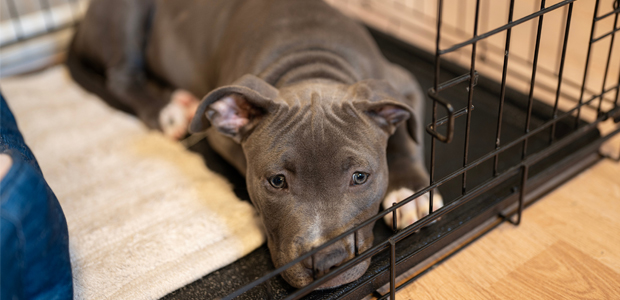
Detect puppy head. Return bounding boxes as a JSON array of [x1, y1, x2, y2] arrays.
[[190, 75, 418, 289]]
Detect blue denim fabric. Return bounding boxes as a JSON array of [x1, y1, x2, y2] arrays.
[[1, 94, 73, 300]]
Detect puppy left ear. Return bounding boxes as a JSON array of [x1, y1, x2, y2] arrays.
[[351, 80, 419, 143], [189, 74, 279, 141]]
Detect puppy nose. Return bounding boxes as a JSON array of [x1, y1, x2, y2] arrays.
[[301, 244, 349, 279]]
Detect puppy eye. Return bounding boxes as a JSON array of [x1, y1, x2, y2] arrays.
[[351, 172, 369, 185], [269, 175, 287, 189]]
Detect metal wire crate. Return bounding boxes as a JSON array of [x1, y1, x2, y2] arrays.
[[166, 0, 619, 299]]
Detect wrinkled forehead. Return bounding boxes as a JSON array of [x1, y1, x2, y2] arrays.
[[275, 80, 351, 106], [246, 86, 388, 171]]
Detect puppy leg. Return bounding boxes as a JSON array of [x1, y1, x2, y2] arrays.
[[78, 0, 197, 139], [382, 188, 444, 230], [383, 119, 444, 231], [104, 65, 199, 140], [380, 65, 444, 230], [159, 90, 200, 139]]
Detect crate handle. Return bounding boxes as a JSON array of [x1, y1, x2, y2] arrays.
[[426, 91, 456, 143]]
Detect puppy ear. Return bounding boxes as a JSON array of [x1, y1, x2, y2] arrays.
[[364, 102, 412, 134], [189, 75, 279, 142], [351, 80, 419, 143]]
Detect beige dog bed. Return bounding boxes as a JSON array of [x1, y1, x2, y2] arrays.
[[1, 66, 265, 299]]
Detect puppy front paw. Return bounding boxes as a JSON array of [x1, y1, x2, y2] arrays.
[[159, 89, 199, 140], [382, 188, 444, 230]]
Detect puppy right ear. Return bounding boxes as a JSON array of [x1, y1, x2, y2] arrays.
[[189, 75, 279, 142]]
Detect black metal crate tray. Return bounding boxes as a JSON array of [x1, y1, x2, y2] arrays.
[[162, 28, 601, 300]]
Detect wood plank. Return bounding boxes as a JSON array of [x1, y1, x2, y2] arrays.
[[488, 240, 620, 300], [525, 161, 620, 274]]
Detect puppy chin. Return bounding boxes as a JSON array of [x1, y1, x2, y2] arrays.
[[281, 258, 370, 290]]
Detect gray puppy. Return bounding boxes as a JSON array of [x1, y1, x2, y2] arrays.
[[68, 0, 443, 289]]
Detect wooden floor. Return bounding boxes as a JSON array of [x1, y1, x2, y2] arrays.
[[394, 138, 620, 299]]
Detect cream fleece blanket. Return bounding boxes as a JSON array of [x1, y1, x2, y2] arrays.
[[1, 66, 265, 299]]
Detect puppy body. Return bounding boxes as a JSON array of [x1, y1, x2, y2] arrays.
[[68, 0, 441, 288]]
